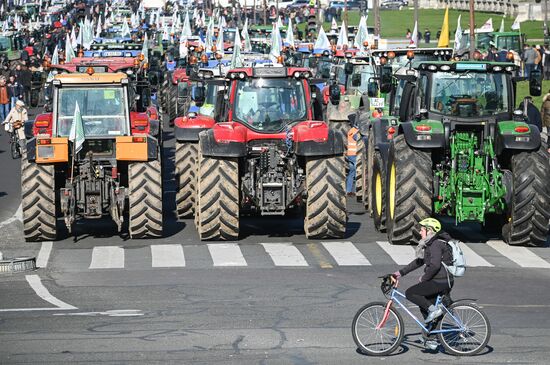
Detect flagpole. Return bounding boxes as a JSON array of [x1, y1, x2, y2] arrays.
[[469, 0, 475, 59]]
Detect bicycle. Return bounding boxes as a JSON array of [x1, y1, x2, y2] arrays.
[[9, 128, 21, 159], [351, 275, 490, 356]]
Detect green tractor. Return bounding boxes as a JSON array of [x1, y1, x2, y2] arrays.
[[372, 61, 550, 246]]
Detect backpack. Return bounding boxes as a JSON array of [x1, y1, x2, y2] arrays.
[[442, 239, 466, 277]]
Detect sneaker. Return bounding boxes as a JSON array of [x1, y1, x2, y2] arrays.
[[423, 339, 439, 351], [424, 306, 443, 323]]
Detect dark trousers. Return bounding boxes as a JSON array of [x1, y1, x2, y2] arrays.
[[405, 280, 452, 318]]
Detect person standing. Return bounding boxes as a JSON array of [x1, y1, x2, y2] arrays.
[[519, 96, 542, 131], [523, 44, 537, 78], [7, 75, 23, 110], [346, 126, 359, 197], [0, 77, 10, 123], [424, 28, 431, 44]]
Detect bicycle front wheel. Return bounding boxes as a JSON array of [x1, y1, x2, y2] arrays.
[[352, 301, 404, 356], [437, 302, 491, 356], [11, 138, 20, 159]]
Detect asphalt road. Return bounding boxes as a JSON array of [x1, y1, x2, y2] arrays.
[[1, 120, 550, 364]]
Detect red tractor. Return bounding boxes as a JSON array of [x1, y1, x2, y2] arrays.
[[193, 67, 347, 240]]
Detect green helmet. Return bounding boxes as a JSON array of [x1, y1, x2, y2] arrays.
[[419, 218, 441, 233]]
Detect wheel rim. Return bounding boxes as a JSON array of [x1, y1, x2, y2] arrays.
[[389, 162, 396, 220], [354, 305, 401, 354], [439, 305, 489, 355], [375, 172, 382, 216]]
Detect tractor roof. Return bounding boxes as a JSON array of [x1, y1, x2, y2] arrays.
[[53, 72, 128, 84], [226, 67, 312, 78], [416, 61, 517, 72]]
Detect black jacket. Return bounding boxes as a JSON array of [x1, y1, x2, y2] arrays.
[[399, 231, 453, 282]]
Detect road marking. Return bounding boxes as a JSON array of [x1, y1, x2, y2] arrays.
[[89, 246, 125, 269], [36, 241, 53, 268], [377, 241, 416, 265], [487, 240, 550, 268], [151, 244, 185, 267], [460, 243, 493, 267], [261, 243, 308, 266], [207, 243, 247, 266], [322, 241, 371, 266], [306, 243, 333, 269], [0, 203, 22, 228]]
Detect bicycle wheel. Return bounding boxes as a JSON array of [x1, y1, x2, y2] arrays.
[[437, 302, 491, 356], [352, 301, 404, 356], [11, 138, 20, 159]]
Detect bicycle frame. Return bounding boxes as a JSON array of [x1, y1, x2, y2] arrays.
[[379, 287, 465, 335]]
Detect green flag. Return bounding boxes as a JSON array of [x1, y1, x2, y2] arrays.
[[69, 102, 85, 154]]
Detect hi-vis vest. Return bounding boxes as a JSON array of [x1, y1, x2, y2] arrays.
[[347, 127, 359, 156]]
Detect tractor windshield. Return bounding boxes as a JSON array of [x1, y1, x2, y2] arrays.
[[348, 64, 376, 93], [198, 83, 221, 117], [429, 72, 509, 118], [56, 86, 129, 137], [233, 78, 307, 132]]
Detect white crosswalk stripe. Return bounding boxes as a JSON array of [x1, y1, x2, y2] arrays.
[[459, 242, 493, 267], [89, 246, 125, 269], [261, 243, 308, 266], [322, 241, 371, 266], [207, 243, 248, 267], [377, 241, 416, 265], [487, 240, 550, 268], [151, 245, 186, 267]]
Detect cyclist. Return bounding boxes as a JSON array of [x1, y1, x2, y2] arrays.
[[2, 100, 28, 149], [390, 217, 454, 349]]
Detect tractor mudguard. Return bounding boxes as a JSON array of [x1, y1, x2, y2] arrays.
[[26, 138, 36, 161], [294, 129, 345, 157], [495, 122, 541, 154], [175, 126, 209, 142], [400, 121, 445, 149], [199, 130, 247, 158], [149, 119, 160, 138], [147, 136, 159, 160], [174, 114, 216, 142]]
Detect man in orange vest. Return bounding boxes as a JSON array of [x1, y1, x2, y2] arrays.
[[347, 126, 360, 196]]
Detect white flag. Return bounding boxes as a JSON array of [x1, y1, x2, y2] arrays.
[[409, 21, 418, 48], [314, 26, 330, 50], [478, 18, 493, 32], [453, 15, 463, 52], [69, 102, 85, 154], [284, 17, 295, 48], [242, 17, 251, 52], [269, 22, 282, 63], [511, 16, 521, 31], [499, 17, 505, 33], [336, 21, 348, 48]]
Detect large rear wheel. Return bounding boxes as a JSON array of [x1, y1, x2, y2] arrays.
[[128, 160, 163, 238], [502, 148, 550, 246], [175, 142, 198, 219], [371, 151, 386, 232], [355, 137, 366, 202], [195, 147, 240, 241], [386, 135, 433, 245], [305, 155, 347, 239], [21, 156, 57, 241]]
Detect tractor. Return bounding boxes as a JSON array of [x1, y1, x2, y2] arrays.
[[193, 66, 347, 240], [366, 61, 550, 246], [22, 71, 163, 241]]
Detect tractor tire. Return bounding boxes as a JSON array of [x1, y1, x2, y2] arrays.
[[386, 134, 433, 245], [195, 150, 239, 240], [371, 151, 386, 232], [365, 130, 375, 214], [502, 148, 550, 247], [21, 156, 57, 241], [128, 160, 163, 238], [355, 137, 366, 202], [305, 155, 347, 239], [175, 142, 198, 219]]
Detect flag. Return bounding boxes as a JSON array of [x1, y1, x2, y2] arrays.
[[499, 17, 505, 33], [70, 28, 77, 49], [453, 15, 463, 52], [242, 17, 251, 52], [141, 33, 148, 63], [284, 17, 295, 48], [215, 21, 224, 54], [182, 10, 192, 38], [478, 18, 493, 32], [269, 22, 283, 64], [121, 19, 131, 38], [511, 15, 521, 31], [69, 102, 85, 155], [410, 21, 418, 48], [354, 15, 367, 49], [230, 27, 243, 68], [95, 17, 102, 38], [336, 21, 348, 48], [437, 7, 449, 48], [314, 26, 330, 50], [65, 34, 75, 62], [331, 17, 337, 31]]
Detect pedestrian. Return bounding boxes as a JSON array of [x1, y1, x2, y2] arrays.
[[522, 44, 537, 78], [535, 45, 543, 71], [519, 96, 542, 131], [7, 75, 23, 110], [0, 77, 10, 123], [389, 218, 456, 351], [406, 28, 411, 39], [346, 126, 359, 197], [541, 89, 550, 133], [1, 100, 28, 149], [424, 28, 431, 44]]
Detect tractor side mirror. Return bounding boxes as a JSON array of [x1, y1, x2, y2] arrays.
[[529, 69, 542, 97], [192, 85, 206, 107], [380, 65, 393, 93], [351, 73, 361, 87], [367, 81, 379, 97], [329, 84, 341, 105], [344, 62, 354, 75], [177, 82, 189, 99]]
